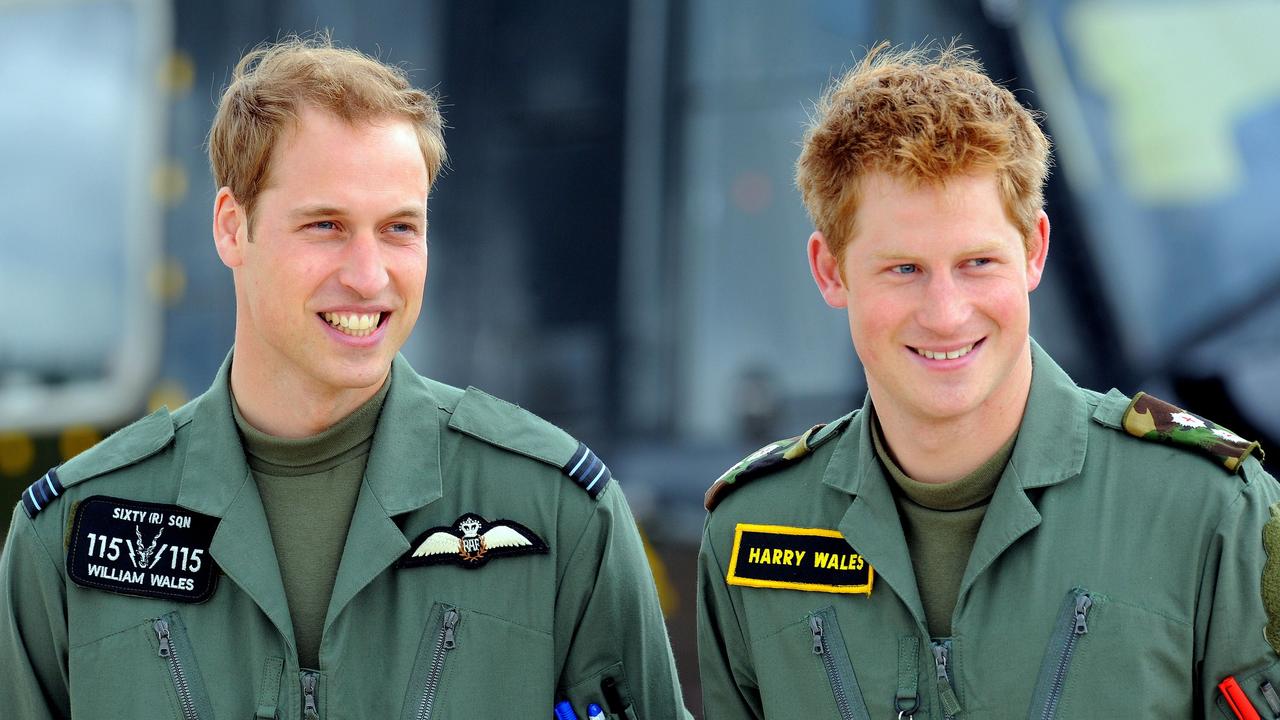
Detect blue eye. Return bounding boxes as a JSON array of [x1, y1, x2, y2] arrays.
[[891, 264, 917, 275], [310, 221, 337, 231], [968, 258, 992, 267]]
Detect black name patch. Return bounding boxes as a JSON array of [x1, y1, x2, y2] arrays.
[[726, 523, 873, 595], [67, 496, 220, 603]]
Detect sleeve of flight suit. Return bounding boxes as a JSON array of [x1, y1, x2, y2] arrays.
[[0, 503, 71, 720], [553, 479, 692, 719], [1196, 459, 1280, 718], [697, 517, 764, 720]]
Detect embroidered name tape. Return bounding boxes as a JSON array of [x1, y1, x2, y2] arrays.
[[726, 523, 873, 595], [67, 496, 220, 603], [400, 512, 548, 570]]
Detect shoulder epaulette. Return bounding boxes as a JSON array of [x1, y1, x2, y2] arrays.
[[21, 408, 175, 519], [1121, 391, 1264, 474], [705, 410, 857, 511], [20, 467, 65, 519], [448, 386, 611, 499]]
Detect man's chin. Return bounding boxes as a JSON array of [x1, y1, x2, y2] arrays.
[[891, 385, 985, 424], [306, 356, 394, 394]]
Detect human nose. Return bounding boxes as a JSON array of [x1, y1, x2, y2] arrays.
[[915, 271, 970, 335], [338, 231, 389, 298]]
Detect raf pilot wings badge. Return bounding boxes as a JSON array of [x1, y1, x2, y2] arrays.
[[399, 512, 548, 569]]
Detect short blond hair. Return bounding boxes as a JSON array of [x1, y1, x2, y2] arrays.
[[796, 42, 1050, 260], [208, 35, 446, 221]]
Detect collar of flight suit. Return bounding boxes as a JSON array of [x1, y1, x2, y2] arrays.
[[174, 349, 446, 655], [820, 339, 1089, 631], [176, 350, 445, 517]]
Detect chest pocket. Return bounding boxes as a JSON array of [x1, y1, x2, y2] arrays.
[[1027, 587, 1191, 718], [400, 602, 554, 720], [752, 606, 870, 720], [69, 611, 215, 720]]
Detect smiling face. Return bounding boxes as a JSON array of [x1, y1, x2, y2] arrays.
[[809, 171, 1049, 427], [214, 106, 430, 400]]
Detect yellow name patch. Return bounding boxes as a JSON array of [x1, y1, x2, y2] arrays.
[[726, 523, 873, 595]]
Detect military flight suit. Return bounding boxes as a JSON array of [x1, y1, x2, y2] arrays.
[[698, 343, 1280, 718], [1, 353, 687, 719]]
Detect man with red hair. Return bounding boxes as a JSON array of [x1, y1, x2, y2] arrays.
[[698, 42, 1278, 719]]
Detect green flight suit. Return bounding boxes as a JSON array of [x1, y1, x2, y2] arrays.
[[698, 343, 1280, 718], [1, 353, 686, 719]]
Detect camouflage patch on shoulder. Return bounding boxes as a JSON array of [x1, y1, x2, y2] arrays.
[[1121, 392, 1265, 474], [1264, 503, 1280, 655], [704, 425, 822, 511]]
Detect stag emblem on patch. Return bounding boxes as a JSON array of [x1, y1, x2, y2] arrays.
[[128, 526, 166, 569], [400, 512, 548, 570]]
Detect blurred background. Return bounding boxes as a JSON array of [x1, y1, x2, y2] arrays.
[[2, 0, 1278, 713]]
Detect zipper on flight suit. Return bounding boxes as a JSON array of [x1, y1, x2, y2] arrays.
[[302, 671, 320, 720], [415, 607, 461, 720], [810, 615, 855, 720], [1028, 589, 1094, 720], [807, 610, 870, 720], [931, 641, 962, 719], [154, 618, 200, 720]]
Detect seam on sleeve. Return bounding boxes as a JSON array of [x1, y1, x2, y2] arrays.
[[17, 509, 62, 577], [705, 521, 755, 654], [556, 497, 605, 593], [1193, 483, 1252, 664]]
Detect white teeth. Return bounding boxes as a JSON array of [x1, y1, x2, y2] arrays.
[[915, 343, 975, 360], [322, 312, 383, 336]]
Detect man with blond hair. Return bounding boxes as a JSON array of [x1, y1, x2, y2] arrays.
[[698, 42, 1279, 718], [1, 37, 686, 719]]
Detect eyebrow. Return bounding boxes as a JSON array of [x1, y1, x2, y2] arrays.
[[289, 205, 342, 219], [289, 204, 426, 220], [870, 241, 1008, 261]]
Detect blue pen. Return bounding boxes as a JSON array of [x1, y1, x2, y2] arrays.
[[553, 700, 580, 720], [586, 703, 606, 720]]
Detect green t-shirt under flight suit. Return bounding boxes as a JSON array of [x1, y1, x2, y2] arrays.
[[871, 413, 1014, 638], [231, 375, 389, 671], [1, 351, 688, 719], [698, 341, 1279, 719]]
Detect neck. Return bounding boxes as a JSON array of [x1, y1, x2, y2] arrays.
[[230, 342, 388, 439], [874, 346, 1032, 484]]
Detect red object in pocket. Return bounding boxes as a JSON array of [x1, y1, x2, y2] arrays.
[[1221, 676, 1262, 720]]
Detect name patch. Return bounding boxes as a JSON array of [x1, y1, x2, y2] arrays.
[[726, 523, 873, 595], [67, 496, 220, 603]]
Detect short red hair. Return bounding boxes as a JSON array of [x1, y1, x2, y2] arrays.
[[796, 41, 1051, 260]]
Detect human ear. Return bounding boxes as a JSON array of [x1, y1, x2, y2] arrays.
[[1024, 210, 1050, 292], [212, 187, 248, 269], [807, 231, 849, 309]]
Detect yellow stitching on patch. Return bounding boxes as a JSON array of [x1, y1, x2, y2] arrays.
[[725, 523, 874, 595], [726, 575, 875, 595], [734, 522, 846, 538]]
